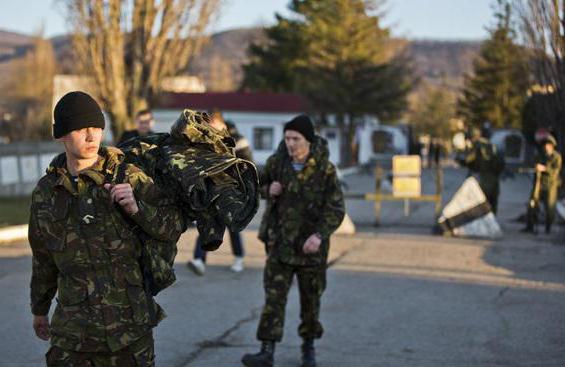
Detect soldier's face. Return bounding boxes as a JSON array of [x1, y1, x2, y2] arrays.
[[208, 117, 226, 131], [59, 127, 103, 160], [136, 113, 154, 135], [284, 130, 310, 161], [545, 143, 555, 155]]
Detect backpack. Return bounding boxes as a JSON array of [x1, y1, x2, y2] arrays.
[[110, 162, 181, 297]]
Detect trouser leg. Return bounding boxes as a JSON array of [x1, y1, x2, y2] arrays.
[[544, 189, 558, 230], [296, 265, 327, 340], [229, 230, 245, 257], [256, 258, 294, 342], [193, 235, 207, 262]]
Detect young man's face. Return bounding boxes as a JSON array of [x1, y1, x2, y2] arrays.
[[208, 116, 227, 131], [59, 127, 103, 160], [136, 113, 154, 135], [284, 130, 310, 161], [544, 142, 555, 155]]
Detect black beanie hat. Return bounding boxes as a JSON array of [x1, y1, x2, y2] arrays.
[[53, 91, 105, 139], [284, 114, 315, 142]]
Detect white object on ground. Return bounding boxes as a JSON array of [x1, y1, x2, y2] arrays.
[[438, 177, 503, 239], [0, 224, 28, 243], [335, 213, 356, 235]]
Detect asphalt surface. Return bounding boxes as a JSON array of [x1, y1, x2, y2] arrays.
[[1, 168, 565, 367]]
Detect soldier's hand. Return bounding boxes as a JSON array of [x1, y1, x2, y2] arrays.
[[104, 183, 139, 215], [33, 315, 50, 341], [269, 181, 283, 197], [303, 233, 322, 254], [536, 164, 547, 172]]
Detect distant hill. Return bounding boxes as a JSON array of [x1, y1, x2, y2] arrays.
[[0, 27, 481, 91], [0, 29, 34, 63], [188, 28, 481, 91]]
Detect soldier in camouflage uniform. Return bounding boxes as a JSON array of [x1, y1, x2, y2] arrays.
[[242, 115, 345, 367], [29, 92, 185, 366], [523, 135, 562, 234], [461, 127, 505, 214]]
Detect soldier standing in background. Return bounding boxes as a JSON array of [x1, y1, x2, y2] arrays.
[[29, 92, 184, 366], [460, 127, 505, 214], [187, 112, 253, 274], [241, 115, 345, 367], [118, 109, 155, 145], [523, 135, 562, 234]]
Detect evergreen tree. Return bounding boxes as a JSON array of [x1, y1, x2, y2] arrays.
[[242, 0, 414, 165], [457, 0, 530, 129], [411, 83, 457, 140]]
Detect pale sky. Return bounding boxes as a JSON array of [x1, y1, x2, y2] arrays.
[[0, 0, 494, 40]]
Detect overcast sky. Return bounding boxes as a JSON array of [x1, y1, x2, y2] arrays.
[[0, 0, 494, 40]]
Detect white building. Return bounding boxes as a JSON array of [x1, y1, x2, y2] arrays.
[[153, 92, 411, 166], [153, 92, 345, 166]]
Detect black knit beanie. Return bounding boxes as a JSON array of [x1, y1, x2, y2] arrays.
[[284, 114, 315, 142], [53, 91, 105, 139]]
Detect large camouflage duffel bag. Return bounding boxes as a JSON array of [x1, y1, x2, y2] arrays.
[[118, 109, 259, 295]]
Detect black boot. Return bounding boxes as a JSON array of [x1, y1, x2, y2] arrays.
[[301, 339, 316, 367], [241, 341, 275, 367]]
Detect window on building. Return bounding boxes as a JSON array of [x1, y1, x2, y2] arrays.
[[372, 130, 394, 154], [253, 127, 274, 151]]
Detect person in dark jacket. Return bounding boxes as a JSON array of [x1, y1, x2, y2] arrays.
[[187, 111, 254, 274], [241, 115, 345, 367], [118, 109, 155, 145]]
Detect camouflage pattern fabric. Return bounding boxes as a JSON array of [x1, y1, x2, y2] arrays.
[[536, 150, 562, 192], [258, 136, 345, 266], [256, 257, 326, 342], [119, 109, 259, 250], [29, 147, 185, 353], [529, 150, 562, 227], [463, 138, 504, 214], [46, 332, 155, 367]]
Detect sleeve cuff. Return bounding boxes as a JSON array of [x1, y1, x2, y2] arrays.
[[31, 303, 51, 316]]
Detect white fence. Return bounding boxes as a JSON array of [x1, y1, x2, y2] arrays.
[[0, 142, 62, 197]]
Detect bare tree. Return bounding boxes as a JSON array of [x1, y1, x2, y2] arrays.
[[63, 0, 221, 139], [513, 0, 565, 145]]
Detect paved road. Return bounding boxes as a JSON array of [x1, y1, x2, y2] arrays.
[[1, 169, 564, 366]]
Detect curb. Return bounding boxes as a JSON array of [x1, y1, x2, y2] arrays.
[[0, 224, 28, 244]]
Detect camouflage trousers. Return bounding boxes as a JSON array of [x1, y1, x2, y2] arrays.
[[45, 332, 154, 367], [257, 257, 327, 342]]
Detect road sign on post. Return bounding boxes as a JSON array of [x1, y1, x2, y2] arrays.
[[392, 155, 421, 198]]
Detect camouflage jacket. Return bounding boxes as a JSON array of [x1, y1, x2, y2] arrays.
[[535, 150, 562, 191], [29, 147, 185, 353], [258, 136, 345, 266], [463, 138, 504, 193], [119, 110, 259, 250]]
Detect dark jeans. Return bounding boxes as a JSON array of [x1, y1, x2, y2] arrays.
[[193, 230, 244, 262]]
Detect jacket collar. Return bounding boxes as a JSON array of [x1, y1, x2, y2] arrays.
[[48, 146, 124, 192]]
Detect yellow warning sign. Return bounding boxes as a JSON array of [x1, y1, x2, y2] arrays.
[[393, 177, 421, 198], [393, 155, 421, 176]]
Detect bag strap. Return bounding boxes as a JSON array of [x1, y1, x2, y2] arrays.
[[105, 159, 159, 323]]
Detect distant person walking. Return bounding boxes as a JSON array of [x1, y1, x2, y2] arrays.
[[522, 135, 562, 234], [241, 115, 345, 367], [118, 109, 155, 144], [187, 112, 253, 275], [460, 127, 505, 214]]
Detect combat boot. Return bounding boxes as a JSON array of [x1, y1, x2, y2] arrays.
[[301, 339, 316, 367], [241, 341, 275, 367]]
